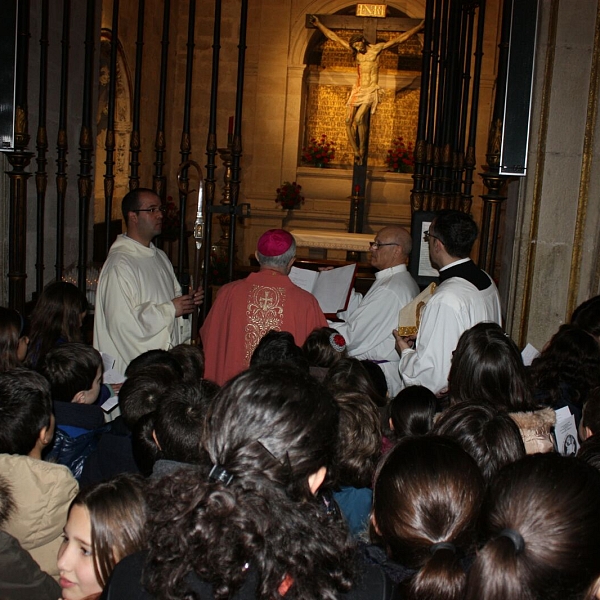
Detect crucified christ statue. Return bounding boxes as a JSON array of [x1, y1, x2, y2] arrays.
[[310, 15, 424, 165]]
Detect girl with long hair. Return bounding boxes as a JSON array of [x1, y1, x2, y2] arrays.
[[0, 307, 28, 371], [368, 436, 483, 600], [25, 281, 88, 368], [465, 453, 600, 600], [57, 474, 147, 600]]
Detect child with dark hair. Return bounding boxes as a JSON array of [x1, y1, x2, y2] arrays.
[[571, 294, 600, 341], [530, 323, 600, 426], [133, 379, 219, 477], [577, 434, 600, 472], [249, 330, 309, 372], [0, 369, 78, 577], [104, 365, 390, 599], [449, 322, 555, 454], [325, 357, 387, 408], [432, 402, 526, 484], [136, 379, 219, 477], [40, 343, 109, 479], [169, 343, 205, 382], [368, 436, 483, 599], [302, 327, 348, 368], [332, 390, 382, 537], [465, 454, 600, 600], [152, 379, 218, 467], [124, 349, 184, 378], [0, 475, 62, 600], [389, 385, 437, 440], [81, 363, 182, 485], [57, 473, 147, 600], [0, 307, 28, 371], [25, 281, 88, 369]]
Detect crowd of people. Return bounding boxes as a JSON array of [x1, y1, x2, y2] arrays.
[[2, 204, 600, 599]]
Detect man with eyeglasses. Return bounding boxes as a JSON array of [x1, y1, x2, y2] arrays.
[[94, 188, 203, 374], [331, 225, 419, 396], [393, 209, 501, 394]]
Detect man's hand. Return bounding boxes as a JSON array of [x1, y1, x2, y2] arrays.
[[173, 287, 203, 317], [393, 329, 416, 354], [310, 14, 320, 25], [192, 286, 204, 306]]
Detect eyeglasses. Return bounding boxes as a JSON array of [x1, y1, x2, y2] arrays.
[[423, 231, 441, 243], [369, 241, 399, 250], [132, 206, 166, 214]]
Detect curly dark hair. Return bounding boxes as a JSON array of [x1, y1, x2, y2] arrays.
[[144, 365, 355, 600], [529, 324, 600, 409]]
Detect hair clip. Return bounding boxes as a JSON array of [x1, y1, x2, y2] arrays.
[[208, 463, 233, 486], [329, 333, 346, 353], [497, 528, 525, 555], [429, 541, 456, 555]]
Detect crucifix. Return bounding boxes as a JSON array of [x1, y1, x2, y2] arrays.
[[306, 7, 422, 236]]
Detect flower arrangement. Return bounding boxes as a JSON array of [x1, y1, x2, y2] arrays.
[[386, 137, 415, 173], [275, 181, 304, 210], [302, 134, 336, 167]]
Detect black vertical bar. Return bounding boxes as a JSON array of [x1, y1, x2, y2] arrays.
[[463, 1, 486, 212], [411, 0, 434, 210], [227, 0, 248, 282], [77, 0, 96, 290], [177, 0, 196, 276], [129, 0, 145, 191], [55, 0, 70, 281], [35, 0, 49, 296], [153, 0, 170, 201], [201, 0, 222, 319], [5, 0, 32, 312], [103, 0, 119, 257]]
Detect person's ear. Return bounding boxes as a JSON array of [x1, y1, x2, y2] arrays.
[[72, 391, 86, 404], [308, 466, 327, 494], [370, 512, 382, 535], [388, 417, 394, 431], [152, 429, 162, 450], [286, 256, 296, 270], [39, 425, 52, 447]]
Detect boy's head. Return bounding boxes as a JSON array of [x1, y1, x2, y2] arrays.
[[41, 343, 103, 404], [153, 380, 219, 464], [119, 364, 180, 430], [0, 368, 54, 456]]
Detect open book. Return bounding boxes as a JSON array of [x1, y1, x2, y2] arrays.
[[289, 264, 357, 316]]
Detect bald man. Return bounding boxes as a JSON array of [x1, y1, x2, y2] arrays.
[[331, 226, 419, 395]]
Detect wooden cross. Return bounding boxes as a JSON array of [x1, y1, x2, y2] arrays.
[[306, 8, 422, 239]]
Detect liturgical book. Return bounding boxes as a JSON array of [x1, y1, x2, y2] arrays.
[[397, 282, 437, 336], [289, 264, 357, 316]]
